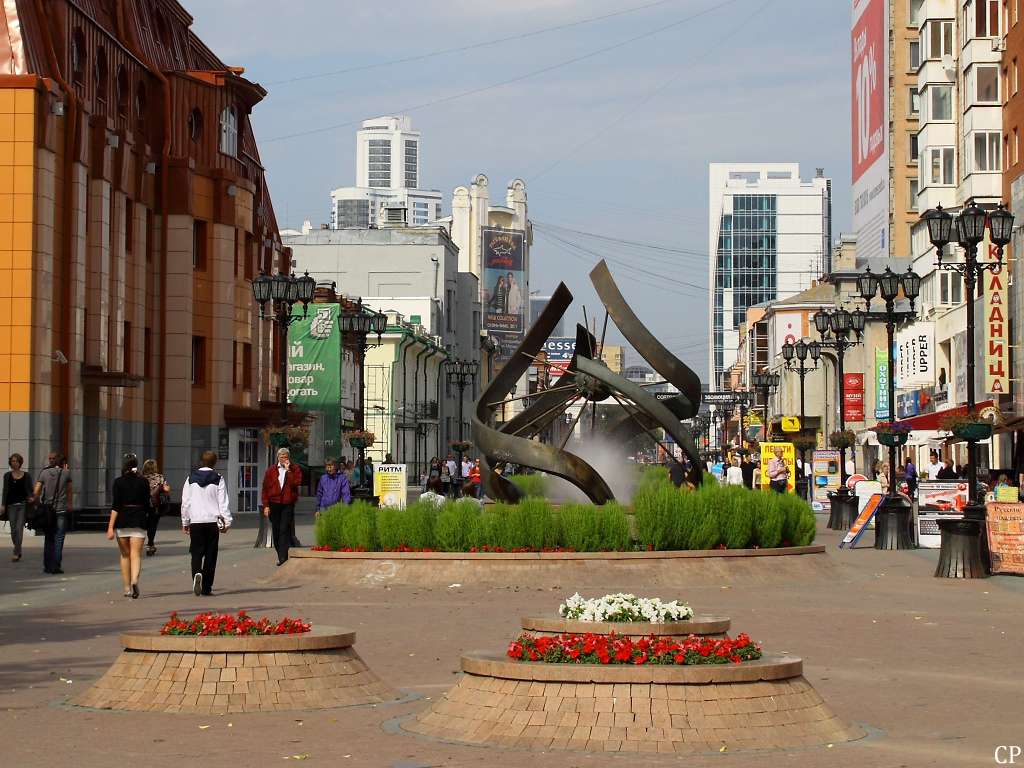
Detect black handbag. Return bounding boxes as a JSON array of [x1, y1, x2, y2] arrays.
[[26, 468, 61, 534]]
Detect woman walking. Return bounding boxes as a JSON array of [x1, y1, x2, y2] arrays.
[[315, 458, 351, 515], [1, 454, 34, 562], [141, 459, 170, 556], [469, 458, 483, 499], [261, 447, 303, 566], [108, 454, 152, 598]]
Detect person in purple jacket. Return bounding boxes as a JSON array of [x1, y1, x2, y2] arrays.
[[315, 457, 351, 515]]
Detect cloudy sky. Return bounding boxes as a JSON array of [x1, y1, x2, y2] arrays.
[[191, 0, 850, 381]]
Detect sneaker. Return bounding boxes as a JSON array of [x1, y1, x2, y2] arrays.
[[130, 580, 139, 599], [193, 573, 202, 596]]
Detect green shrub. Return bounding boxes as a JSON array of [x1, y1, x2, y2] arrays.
[[750, 491, 785, 548], [313, 500, 378, 550], [508, 473, 548, 498], [376, 500, 437, 550], [478, 499, 557, 550], [434, 500, 483, 552], [637, 465, 670, 490], [719, 484, 755, 549], [777, 493, 817, 546], [679, 487, 720, 550], [632, 482, 684, 550], [557, 501, 632, 551]]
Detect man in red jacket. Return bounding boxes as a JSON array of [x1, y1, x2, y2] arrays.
[[261, 447, 303, 565]]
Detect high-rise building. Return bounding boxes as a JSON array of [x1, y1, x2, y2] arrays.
[[708, 164, 832, 389], [331, 116, 443, 228]]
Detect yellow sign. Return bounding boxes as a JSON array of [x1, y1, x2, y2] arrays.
[[781, 417, 801, 432], [373, 464, 407, 508], [745, 412, 762, 425], [759, 442, 795, 491]]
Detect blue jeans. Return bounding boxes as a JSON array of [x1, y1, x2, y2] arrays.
[[43, 511, 68, 571]]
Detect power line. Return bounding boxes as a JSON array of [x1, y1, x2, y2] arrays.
[[264, 0, 692, 85], [263, 0, 739, 143]]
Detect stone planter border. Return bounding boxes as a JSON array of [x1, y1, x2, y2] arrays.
[[120, 626, 354, 653], [520, 614, 730, 638], [292, 544, 825, 562]]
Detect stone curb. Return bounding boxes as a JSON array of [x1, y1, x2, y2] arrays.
[[520, 615, 731, 637], [291, 545, 825, 561], [119, 625, 354, 653]]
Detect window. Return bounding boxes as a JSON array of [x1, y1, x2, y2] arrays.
[[135, 82, 147, 137], [927, 20, 954, 58], [242, 343, 253, 390], [123, 322, 133, 374], [236, 428, 259, 512], [187, 107, 202, 142], [909, 132, 919, 163], [930, 147, 955, 184], [977, 0, 1000, 36], [144, 327, 152, 378], [233, 228, 239, 277], [940, 272, 964, 304], [191, 336, 206, 386], [71, 29, 85, 88], [193, 220, 207, 270], [909, 88, 921, 116], [244, 232, 254, 279], [219, 105, 238, 156], [930, 85, 953, 119], [94, 48, 108, 105], [909, 39, 921, 70], [232, 341, 238, 388], [1013, 57, 1019, 94], [116, 66, 128, 117], [976, 65, 999, 102], [909, 0, 925, 25], [125, 198, 134, 253], [975, 131, 1001, 170], [908, 178, 919, 209]]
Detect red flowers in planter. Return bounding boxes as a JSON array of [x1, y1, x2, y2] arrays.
[[507, 632, 761, 665], [160, 611, 311, 636]]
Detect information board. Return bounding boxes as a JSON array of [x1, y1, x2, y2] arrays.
[[917, 481, 968, 514], [373, 464, 408, 509], [986, 502, 1024, 575], [841, 492, 884, 548], [759, 442, 795, 492], [812, 450, 841, 511]]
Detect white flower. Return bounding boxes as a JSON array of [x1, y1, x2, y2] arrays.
[[556, 593, 692, 622]]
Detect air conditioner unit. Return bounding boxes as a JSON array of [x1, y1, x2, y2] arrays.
[[992, 38, 1006, 52]]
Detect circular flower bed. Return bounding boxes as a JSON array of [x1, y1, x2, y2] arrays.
[[507, 632, 761, 665], [558, 592, 693, 622], [160, 610, 310, 636]]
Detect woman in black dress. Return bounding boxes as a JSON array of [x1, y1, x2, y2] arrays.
[[1, 454, 34, 561], [108, 454, 152, 598]]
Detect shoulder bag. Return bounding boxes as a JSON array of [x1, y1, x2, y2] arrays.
[[26, 469, 61, 534]]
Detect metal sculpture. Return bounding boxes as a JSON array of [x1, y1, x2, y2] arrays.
[[472, 260, 703, 503]]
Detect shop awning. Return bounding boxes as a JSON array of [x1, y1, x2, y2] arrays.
[[895, 400, 994, 432]]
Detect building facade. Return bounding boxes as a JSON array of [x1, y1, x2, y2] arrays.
[[0, 0, 290, 510], [708, 163, 832, 388]]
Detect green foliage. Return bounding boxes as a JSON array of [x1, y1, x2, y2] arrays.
[[508, 473, 549, 498], [556, 501, 631, 552], [314, 500, 378, 550], [750, 492, 785, 549], [433, 500, 484, 552], [637, 465, 670, 490], [718, 484, 754, 549], [376, 500, 437, 550], [776, 492, 817, 546], [632, 481, 684, 550]]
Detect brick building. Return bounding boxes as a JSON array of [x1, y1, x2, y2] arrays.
[[0, 0, 290, 510]]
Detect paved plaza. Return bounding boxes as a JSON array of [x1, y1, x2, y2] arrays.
[[1, 504, 1022, 767]]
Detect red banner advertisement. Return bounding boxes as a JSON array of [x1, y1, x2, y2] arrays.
[[984, 258, 1008, 396], [843, 372, 865, 422], [986, 502, 1024, 575]]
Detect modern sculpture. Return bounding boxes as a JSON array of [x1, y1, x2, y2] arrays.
[[472, 260, 703, 504]]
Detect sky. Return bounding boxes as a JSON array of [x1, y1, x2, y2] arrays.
[[190, 0, 851, 383]]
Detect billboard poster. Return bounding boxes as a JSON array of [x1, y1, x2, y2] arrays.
[[773, 312, 803, 357], [542, 337, 576, 379], [953, 331, 967, 404], [482, 228, 526, 363], [895, 322, 933, 388], [851, 0, 889, 261], [984, 260, 1008, 396], [917, 480, 969, 514], [759, 442, 795, 492], [843, 372, 865, 422], [987, 502, 1024, 574], [288, 304, 341, 459], [373, 464, 408, 508], [874, 347, 889, 419], [812, 449, 841, 511]]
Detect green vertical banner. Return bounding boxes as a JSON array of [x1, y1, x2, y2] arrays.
[[874, 347, 889, 420], [288, 304, 341, 458]]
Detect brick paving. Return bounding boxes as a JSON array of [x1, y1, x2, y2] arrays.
[[1, 505, 1023, 767]]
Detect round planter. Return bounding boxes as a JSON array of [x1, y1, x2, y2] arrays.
[[951, 422, 993, 441], [399, 650, 866, 753], [70, 626, 401, 714], [521, 614, 730, 638], [877, 432, 909, 447]]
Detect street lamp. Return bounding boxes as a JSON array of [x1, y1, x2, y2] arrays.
[[751, 370, 780, 440], [445, 358, 479, 492], [858, 265, 921, 549], [337, 302, 388, 497], [782, 339, 821, 501], [924, 200, 1014, 577], [814, 305, 867, 529], [251, 270, 317, 425]]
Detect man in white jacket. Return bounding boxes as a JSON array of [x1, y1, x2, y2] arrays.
[[181, 450, 232, 596]]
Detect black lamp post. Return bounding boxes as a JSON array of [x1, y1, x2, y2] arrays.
[[751, 370, 780, 443], [782, 339, 821, 501], [858, 265, 921, 549], [445, 358, 479, 491], [924, 201, 1014, 577], [337, 302, 388, 496], [814, 306, 867, 528], [251, 270, 318, 426]]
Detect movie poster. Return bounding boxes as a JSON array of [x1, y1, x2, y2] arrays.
[[482, 228, 526, 363]]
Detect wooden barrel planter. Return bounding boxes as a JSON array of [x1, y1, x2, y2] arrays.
[[520, 614, 730, 639], [401, 649, 866, 753], [70, 626, 401, 714]]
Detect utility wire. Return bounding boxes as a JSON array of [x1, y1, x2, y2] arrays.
[[263, 0, 739, 143], [264, 0, 695, 85]]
